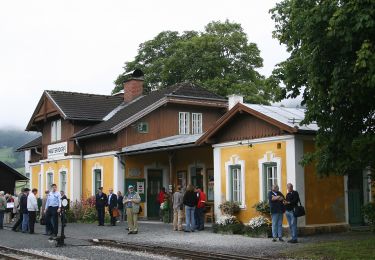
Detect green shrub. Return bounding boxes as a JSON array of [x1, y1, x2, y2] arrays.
[[218, 201, 240, 215], [252, 200, 270, 215], [362, 202, 375, 232], [66, 196, 99, 223]]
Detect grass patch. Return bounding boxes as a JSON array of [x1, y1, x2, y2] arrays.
[[0, 147, 16, 163], [284, 236, 375, 260]]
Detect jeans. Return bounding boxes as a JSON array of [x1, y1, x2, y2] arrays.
[[0, 211, 4, 228], [195, 207, 205, 230], [22, 213, 29, 232], [271, 213, 283, 238], [185, 206, 196, 231], [47, 206, 58, 236], [286, 210, 298, 240]]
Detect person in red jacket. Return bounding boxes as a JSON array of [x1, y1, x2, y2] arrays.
[[194, 187, 206, 231], [157, 187, 166, 221]]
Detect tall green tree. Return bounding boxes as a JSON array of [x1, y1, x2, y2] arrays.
[[114, 20, 272, 104], [269, 0, 375, 177]]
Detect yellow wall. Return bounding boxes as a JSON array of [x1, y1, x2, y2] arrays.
[[43, 160, 70, 198], [82, 156, 114, 198], [304, 141, 346, 224], [30, 164, 41, 196], [220, 141, 286, 223]]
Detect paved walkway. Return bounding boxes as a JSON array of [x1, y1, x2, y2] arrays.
[[0, 221, 372, 259]]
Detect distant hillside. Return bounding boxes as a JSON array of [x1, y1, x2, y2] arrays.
[[0, 128, 40, 172]]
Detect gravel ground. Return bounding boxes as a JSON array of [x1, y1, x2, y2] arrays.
[[1, 221, 372, 259]]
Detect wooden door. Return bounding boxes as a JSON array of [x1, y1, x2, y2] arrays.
[[348, 173, 364, 226], [147, 170, 163, 219]]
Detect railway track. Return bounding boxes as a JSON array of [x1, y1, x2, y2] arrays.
[[0, 245, 55, 260], [91, 239, 270, 260]]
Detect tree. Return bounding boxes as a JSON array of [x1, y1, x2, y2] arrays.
[[113, 20, 272, 104], [269, 0, 375, 177]]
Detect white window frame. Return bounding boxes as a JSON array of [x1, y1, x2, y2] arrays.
[[51, 119, 62, 142], [46, 170, 54, 190], [179, 112, 190, 135], [92, 163, 104, 196], [192, 113, 203, 134], [225, 155, 246, 208], [59, 169, 68, 194], [258, 151, 282, 201]]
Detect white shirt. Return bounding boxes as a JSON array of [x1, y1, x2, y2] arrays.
[[27, 193, 38, 212]]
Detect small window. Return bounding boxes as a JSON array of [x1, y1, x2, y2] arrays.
[[229, 165, 242, 204], [60, 171, 67, 193], [94, 169, 102, 192], [192, 113, 203, 134], [179, 112, 190, 134], [47, 172, 53, 189], [51, 119, 62, 142], [137, 122, 149, 133], [263, 163, 277, 200]]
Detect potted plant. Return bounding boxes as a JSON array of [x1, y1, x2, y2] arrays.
[[244, 215, 272, 238], [252, 200, 270, 218], [218, 201, 240, 216]]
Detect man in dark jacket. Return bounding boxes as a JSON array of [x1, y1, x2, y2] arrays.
[[284, 183, 300, 243], [268, 184, 285, 242], [107, 188, 117, 226], [20, 188, 30, 233], [95, 187, 107, 226]]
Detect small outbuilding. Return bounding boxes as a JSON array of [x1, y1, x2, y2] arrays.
[[0, 161, 28, 194]]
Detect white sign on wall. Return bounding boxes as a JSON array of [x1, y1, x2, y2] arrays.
[[47, 142, 67, 159]]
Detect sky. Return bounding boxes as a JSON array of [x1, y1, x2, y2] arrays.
[[0, 0, 291, 130]]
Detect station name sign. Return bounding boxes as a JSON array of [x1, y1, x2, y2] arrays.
[[48, 142, 67, 159]]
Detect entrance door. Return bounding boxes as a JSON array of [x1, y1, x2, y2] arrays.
[[147, 169, 163, 219], [190, 167, 203, 190], [348, 173, 364, 225]]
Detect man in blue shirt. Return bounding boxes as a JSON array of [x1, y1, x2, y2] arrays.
[[44, 184, 61, 238], [268, 184, 285, 242]]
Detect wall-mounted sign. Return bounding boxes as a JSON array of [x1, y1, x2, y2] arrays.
[[129, 168, 141, 178], [137, 182, 145, 194], [47, 142, 67, 159]]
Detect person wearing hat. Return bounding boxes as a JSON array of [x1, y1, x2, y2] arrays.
[[123, 185, 141, 234], [95, 187, 107, 226]]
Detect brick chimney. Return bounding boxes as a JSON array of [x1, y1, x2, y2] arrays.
[[124, 69, 144, 103]]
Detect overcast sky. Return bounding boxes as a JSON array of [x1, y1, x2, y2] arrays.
[[0, 0, 291, 130]]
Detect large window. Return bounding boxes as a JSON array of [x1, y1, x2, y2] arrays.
[[60, 171, 67, 193], [179, 112, 190, 134], [47, 172, 53, 190], [51, 119, 62, 142], [192, 113, 203, 134], [94, 169, 102, 193], [263, 163, 277, 200], [229, 165, 242, 204]]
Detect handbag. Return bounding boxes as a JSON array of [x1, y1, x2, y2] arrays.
[[293, 198, 305, 218], [139, 205, 142, 213], [40, 214, 46, 225], [112, 208, 120, 218]]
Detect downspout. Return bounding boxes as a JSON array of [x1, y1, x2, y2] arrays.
[[75, 139, 83, 200], [33, 147, 42, 155]]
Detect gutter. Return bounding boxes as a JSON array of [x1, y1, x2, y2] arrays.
[[118, 143, 197, 156]]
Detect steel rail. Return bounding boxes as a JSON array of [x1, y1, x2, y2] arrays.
[[0, 245, 55, 260], [91, 239, 271, 260]]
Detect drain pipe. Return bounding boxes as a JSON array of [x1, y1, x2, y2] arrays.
[[33, 147, 42, 155], [75, 139, 83, 200]]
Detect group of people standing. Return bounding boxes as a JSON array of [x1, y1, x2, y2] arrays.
[[4, 184, 66, 239], [268, 183, 300, 243], [95, 185, 141, 234], [171, 184, 206, 232]]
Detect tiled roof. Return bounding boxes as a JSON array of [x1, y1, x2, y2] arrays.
[[121, 134, 203, 155], [75, 83, 226, 139], [16, 136, 42, 152], [46, 90, 124, 121], [244, 104, 318, 131]]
